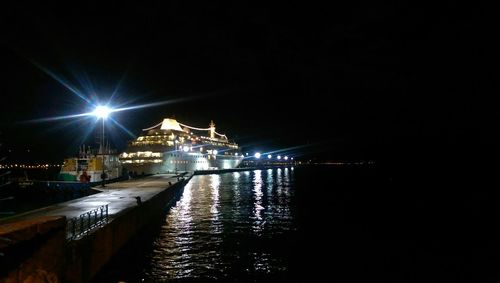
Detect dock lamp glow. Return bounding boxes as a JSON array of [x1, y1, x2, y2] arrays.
[[267, 154, 272, 159], [254, 152, 261, 159], [92, 105, 112, 119], [93, 105, 112, 187], [277, 155, 281, 160], [284, 156, 289, 161]]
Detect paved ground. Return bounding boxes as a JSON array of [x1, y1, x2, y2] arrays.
[[0, 173, 191, 224]]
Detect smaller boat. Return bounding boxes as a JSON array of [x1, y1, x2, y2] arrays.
[[58, 145, 123, 185]]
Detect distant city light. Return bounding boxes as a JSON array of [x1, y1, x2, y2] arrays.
[[267, 154, 272, 159], [254, 152, 261, 159], [291, 157, 294, 160], [277, 155, 281, 160], [92, 105, 112, 119], [245, 153, 248, 156], [284, 156, 289, 160], [183, 146, 189, 152]]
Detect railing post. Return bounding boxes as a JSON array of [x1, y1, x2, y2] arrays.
[[67, 204, 109, 240], [87, 212, 91, 230], [71, 219, 76, 239], [80, 215, 84, 235]]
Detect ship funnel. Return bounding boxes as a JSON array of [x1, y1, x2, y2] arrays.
[[160, 118, 184, 132], [209, 120, 216, 139]]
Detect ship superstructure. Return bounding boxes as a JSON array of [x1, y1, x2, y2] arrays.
[[119, 118, 243, 174]]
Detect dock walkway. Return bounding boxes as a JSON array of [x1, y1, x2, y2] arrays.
[[0, 173, 189, 224]]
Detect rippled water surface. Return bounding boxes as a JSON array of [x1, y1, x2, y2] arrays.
[[142, 168, 296, 281]]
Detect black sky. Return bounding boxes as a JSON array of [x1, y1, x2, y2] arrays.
[[1, 2, 498, 164]]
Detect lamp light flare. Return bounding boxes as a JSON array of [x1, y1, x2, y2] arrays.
[[267, 154, 272, 159], [254, 152, 261, 159], [93, 106, 112, 119]]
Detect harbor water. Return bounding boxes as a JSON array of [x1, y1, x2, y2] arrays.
[[92, 164, 499, 282], [92, 165, 385, 282]]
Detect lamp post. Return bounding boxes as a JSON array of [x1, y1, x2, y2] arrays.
[[93, 105, 111, 187], [101, 117, 106, 187]]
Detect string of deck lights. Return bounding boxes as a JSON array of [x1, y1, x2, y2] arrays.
[[244, 152, 294, 161], [0, 164, 64, 169], [143, 121, 228, 138], [178, 123, 227, 138]]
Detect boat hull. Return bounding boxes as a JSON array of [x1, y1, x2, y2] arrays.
[[59, 154, 122, 183]]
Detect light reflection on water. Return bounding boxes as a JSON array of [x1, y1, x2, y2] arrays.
[[144, 168, 297, 281]]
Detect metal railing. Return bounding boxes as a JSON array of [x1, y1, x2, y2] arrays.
[[67, 204, 108, 240]]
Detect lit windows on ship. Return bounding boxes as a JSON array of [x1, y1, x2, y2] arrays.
[[120, 151, 162, 159], [120, 118, 243, 172]]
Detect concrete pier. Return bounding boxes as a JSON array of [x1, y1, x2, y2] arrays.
[[0, 173, 192, 283]]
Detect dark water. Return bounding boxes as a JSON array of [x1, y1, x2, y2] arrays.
[[95, 167, 299, 282], [147, 169, 297, 281], [93, 164, 500, 282]]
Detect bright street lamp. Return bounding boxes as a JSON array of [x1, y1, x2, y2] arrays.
[[93, 105, 112, 119]]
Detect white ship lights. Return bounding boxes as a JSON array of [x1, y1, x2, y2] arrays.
[[120, 151, 163, 164], [120, 118, 243, 167], [207, 149, 218, 155]]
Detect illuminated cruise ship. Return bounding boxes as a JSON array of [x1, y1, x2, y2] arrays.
[[119, 118, 243, 173]]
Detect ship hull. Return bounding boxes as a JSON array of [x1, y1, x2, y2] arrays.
[[123, 152, 243, 174]]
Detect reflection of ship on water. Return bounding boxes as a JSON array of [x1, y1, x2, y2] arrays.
[[120, 118, 243, 174], [58, 145, 122, 184]]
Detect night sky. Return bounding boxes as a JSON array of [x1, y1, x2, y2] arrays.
[[1, 2, 498, 165]]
